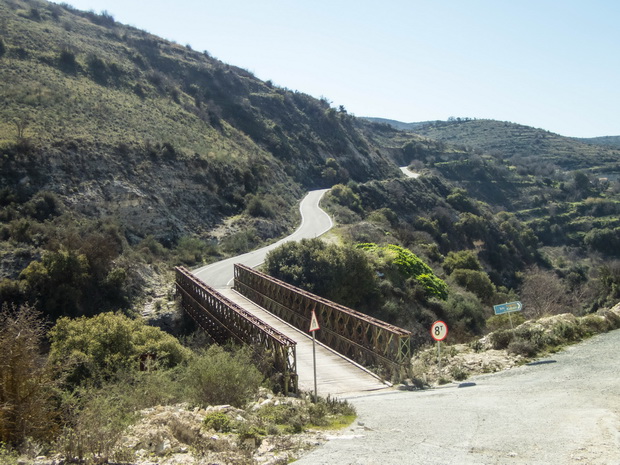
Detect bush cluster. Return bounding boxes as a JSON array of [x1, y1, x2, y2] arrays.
[[489, 310, 620, 358], [0, 306, 272, 462]]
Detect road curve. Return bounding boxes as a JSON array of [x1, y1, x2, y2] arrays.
[[400, 166, 420, 178], [193, 189, 332, 288]]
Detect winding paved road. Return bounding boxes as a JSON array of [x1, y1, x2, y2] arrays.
[[192, 188, 388, 395], [193, 189, 332, 288], [400, 166, 421, 178]]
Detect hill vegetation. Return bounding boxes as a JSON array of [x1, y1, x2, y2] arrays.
[[389, 118, 620, 176], [0, 0, 404, 318], [1, 0, 620, 462]]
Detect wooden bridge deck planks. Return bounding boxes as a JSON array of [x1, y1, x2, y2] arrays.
[[218, 288, 390, 397]]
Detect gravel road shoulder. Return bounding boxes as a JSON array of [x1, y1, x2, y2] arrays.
[[294, 328, 620, 465]]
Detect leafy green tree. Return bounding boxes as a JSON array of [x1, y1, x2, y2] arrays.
[[591, 261, 620, 310], [245, 194, 275, 218], [326, 184, 362, 213], [571, 171, 592, 199], [450, 269, 496, 302], [19, 249, 90, 318], [48, 312, 191, 388], [264, 239, 380, 309], [443, 250, 481, 274], [584, 228, 620, 256], [454, 213, 488, 242], [447, 188, 478, 213], [440, 291, 487, 337]]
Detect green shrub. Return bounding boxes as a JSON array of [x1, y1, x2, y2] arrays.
[[507, 339, 539, 357], [441, 291, 487, 336], [579, 314, 609, 336], [514, 325, 545, 348], [56, 387, 137, 464], [551, 320, 582, 343], [0, 443, 18, 465], [203, 411, 232, 433], [449, 364, 468, 381], [489, 329, 513, 350], [221, 229, 258, 254], [183, 346, 263, 408], [443, 250, 481, 274], [451, 269, 496, 302], [245, 194, 275, 218], [600, 308, 620, 329], [486, 313, 525, 331], [174, 236, 215, 266], [237, 424, 267, 442], [48, 312, 191, 388], [257, 404, 304, 433], [357, 243, 448, 300]]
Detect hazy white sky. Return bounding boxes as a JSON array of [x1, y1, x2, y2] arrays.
[[57, 0, 619, 138]]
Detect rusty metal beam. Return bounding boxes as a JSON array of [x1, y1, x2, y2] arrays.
[[233, 264, 411, 380], [175, 266, 298, 394]]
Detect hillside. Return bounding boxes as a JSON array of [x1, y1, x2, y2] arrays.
[[1, 2, 620, 461], [0, 0, 402, 247], [580, 136, 620, 150], [361, 117, 433, 132], [381, 118, 620, 177], [1, 0, 619, 328]]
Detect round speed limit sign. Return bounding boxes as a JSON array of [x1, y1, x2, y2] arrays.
[[431, 320, 448, 341]]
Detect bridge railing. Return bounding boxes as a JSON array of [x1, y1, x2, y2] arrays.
[[233, 264, 411, 380], [175, 266, 298, 394]]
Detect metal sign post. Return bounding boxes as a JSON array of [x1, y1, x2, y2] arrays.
[[309, 310, 320, 403], [431, 320, 448, 374], [493, 301, 523, 337]]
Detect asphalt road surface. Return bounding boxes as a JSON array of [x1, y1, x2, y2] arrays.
[[400, 166, 421, 178], [295, 329, 620, 465], [193, 189, 332, 288]]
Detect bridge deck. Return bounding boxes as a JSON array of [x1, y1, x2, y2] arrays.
[[218, 288, 390, 396]]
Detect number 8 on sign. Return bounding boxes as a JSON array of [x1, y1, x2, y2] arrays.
[[431, 320, 448, 341]]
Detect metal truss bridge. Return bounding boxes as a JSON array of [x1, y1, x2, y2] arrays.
[[176, 264, 412, 395]]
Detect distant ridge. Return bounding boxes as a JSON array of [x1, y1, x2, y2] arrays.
[[362, 117, 436, 131], [579, 136, 620, 149], [364, 117, 620, 142], [365, 117, 620, 173]]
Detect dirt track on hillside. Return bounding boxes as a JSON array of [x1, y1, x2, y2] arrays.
[[295, 329, 620, 464]]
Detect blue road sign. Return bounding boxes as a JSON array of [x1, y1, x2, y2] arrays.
[[493, 301, 523, 315]]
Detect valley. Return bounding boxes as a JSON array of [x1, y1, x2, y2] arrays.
[[0, 0, 619, 463]]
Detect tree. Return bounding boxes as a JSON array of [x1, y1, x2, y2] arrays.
[[451, 269, 496, 303], [584, 228, 620, 256], [443, 250, 481, 275], [48, 312, 191, 388], [327, 184, 362, 213], [520, 267, 575, 317], [0, 304, 55, 445], [19, 249, 90, 318], [447, 188, 479, 214], [264, 239, 380, 310]]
